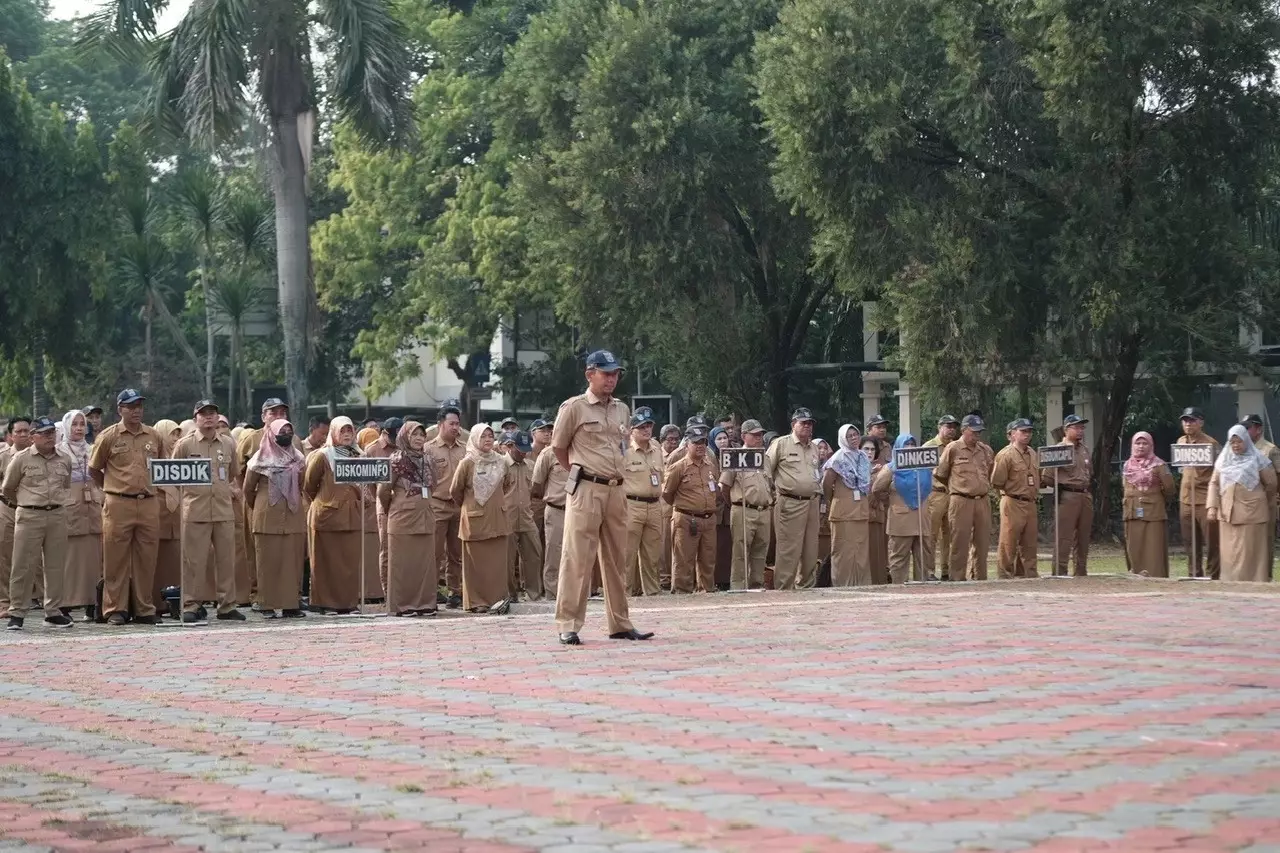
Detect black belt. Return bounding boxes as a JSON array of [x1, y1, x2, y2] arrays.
[[18, 504, 61, 511], [0, 496, 9, 507], [952, 493, 987, 499], [779, 492, 815, 501], [1003, 494, 1033, 503], [106, 491, 152, 499], [626, 495, 659, 503], [1059, 485, 1089, 495], [545, 502, 565, 510], [581, 471, 623, 487], [675, 509, 715, 518], [732, 501, 771, 511]]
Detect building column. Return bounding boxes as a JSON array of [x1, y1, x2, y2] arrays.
[[861, 301, 882, 428], [1046, 383, 1064, 443], [897, 381, 922, 441], [1235, 374, 1267, 422]]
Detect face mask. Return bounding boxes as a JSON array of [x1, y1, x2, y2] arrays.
[[275, 434, 292, 447]]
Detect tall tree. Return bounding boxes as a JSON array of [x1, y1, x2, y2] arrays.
[[170, 162, 224, 398], [0, 0, 47, 62], [86, 0, 413, 417]]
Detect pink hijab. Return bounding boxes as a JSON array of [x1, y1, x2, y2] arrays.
[[247, 419, 305, 511], [1123, 431, 1165, 491]]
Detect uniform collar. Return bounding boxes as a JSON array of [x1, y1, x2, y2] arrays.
[[630, 437, 654, 452], [584, 389, 611, 406]]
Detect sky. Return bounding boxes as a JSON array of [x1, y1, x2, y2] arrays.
[[49, 0, 191, 29]]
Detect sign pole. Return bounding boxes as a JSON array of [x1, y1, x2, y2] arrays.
[[148, 458, 214, 628], [915, 478, 924, 583], [1053, 482, 1060, 578], [1190, 484, 1198, 579], [359, 488, 367, 614], [329, 456, 392, 614], [721, 449, 766, 593], [1170, 443, 1215, 582], [895, 445, 939, 585]]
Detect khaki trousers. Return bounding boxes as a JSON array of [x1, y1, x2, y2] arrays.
[[947, 494, 991, 581], [887, 534, 928, 584], [998, 496, 1039, 578], [729, 505, 770, 590], [508, 528, 544, 600], [181, 520, 236, 615], [671, 511, 716, 593], [925, 490, 950, 579], [1054, 491, 1092, 576], [0, 503, 14, 617], [829, 519, 871, 586], [554, 481, 634, 635], [376, 503, 389, 596], [8, 507, 67, 619], [773, 496, 819, 590], [102, 494, 159, 618], [660, 501, 673, 589], [1180, 503, 1220, 579], [625, 499, 663, 595], [542, 504, 564, 598], [233, 507, 251, 604], [434, 508, 462, 593]]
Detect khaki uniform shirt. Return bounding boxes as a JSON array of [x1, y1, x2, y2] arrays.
[[662, 453, 720, 515], [765, 434, 821, 498], [244, 468, 308, 535], [532, 445, 569, 508], [720, 465, 773, 508], [0, 445, 13, 505], [624, 439, 664, 499], [505, 455, 536, 534], [425, 434, 467, 516], [935, 438, 995, 497], [2, 446, 72, 507], [991, 444, 1040, 499], [1177, 433, 1221, 505], [923, 435, 952, 492], [171, 432, 239, 523], [89, 423, 162, 496], [552, 390, 629, 480], [1043, 440, 1090, 492]]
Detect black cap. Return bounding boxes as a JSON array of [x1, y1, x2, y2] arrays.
[[866, 414, 888, 428], [261, 397, 288, 412], [937, 414, 959, 426], [685, 414, 709, 429], [382, 416, 404, 433], [1241, 413, 1264, 427], [1180, 407, 1205, 421], [585, 349, 624, 372], [193, 399, 219, 415], [500, 415, 519, 427], [1063, 414, 1088, 428], [791, 407, 815, 423], [498, 429, 519, 445], [1007, 418, 1033, 432], [116, 388, 145, 405], [686, 426, 709, 443], [82, 405, 103, 415], [961, 414, 985, 431], [30, 416, 57, 433], [630, 407, 655, 428], [529, 418, 552, 431], [510, 430, 533, 453], [438, 398, 462, 419]]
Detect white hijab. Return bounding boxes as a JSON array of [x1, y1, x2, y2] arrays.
[[323, 416, 361, 468], [58, 410, 90, 478], [1216, 424, 1272, 491]]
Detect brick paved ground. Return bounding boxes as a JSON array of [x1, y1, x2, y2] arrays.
[[1, 578, 1279, 852]]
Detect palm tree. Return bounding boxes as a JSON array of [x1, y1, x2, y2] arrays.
[[170, 162, 224, 399], [85, 0, 411, 417], [209, 270, 265, 421]]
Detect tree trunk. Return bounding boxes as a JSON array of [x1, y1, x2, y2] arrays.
[[1017, 374, 1030, 419], [271, 113, 312, 418], [144, 294, 153, 390], [767, 366, 789, 434], [1091, 332, 1142, 539], [32, 349, 48, 417], [201, 255, 215, 399], [240, 332, 252, 419], [228, 330, 238, 423]]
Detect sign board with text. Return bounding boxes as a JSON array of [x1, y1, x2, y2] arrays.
[[333, 457, 392, 484], [893, 447, 939, 470], [149, 459, 212, 486], [1170, 443, 1215, 468], [720, 449, 765, 470], [1037, 445, 1075, 468]]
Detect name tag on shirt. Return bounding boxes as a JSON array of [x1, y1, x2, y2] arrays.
[[1136, 506, 1144, 519], [651, 473, 660, 487], [421, 485, 431, 499], [708, 478, 717, 493], [218, 466, 227, 482], [1027, 475, 1035, 487], [853, 491, 862, 502]]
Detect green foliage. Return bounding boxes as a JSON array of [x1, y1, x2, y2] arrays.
[[0, 0, 47, 62]]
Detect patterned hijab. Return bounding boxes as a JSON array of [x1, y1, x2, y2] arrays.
[[1123, 431, 1165, 491], [390, 420, 434, 491], [248, 419, 306, 512], [1216, 424, 1271, 491], [467, 426, 504, 507], [824, 423, 871, 493]]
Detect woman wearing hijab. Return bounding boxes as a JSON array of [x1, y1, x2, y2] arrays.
[[814, 438, 833, 584], [150, 419, 184, 615], [1207, 424, 1277, 582], [357, 427, 379, 452], [871, 434, 932, 583], [1121, 432, 1176, 577], [860, 435, 890, 584], [822, 424, 873, 586], [378, 420, 438, 616], [449, 425, 515, 613], [58, 410, 102, 617], [245, 419, 308, 617], [303, 416, 364, 612]]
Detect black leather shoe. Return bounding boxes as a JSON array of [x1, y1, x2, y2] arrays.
[[181, 612, 203, 624], [217, 610, 247, 621], [106, 612, 128, 626], [558, 632, 581, 645], [132, 614, 159, 625], [608, 629, 654, 641]]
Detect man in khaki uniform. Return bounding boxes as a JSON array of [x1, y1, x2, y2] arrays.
[[658, 424, 681, 590], [720, 419, 773, 590], [935, 414, 995, 581], [529, 417, 553, 555], [1041, 414, 1092, 577], [766, 407, 822, 590], [426, 402, 467, 607], [1177, 407, 1221, 579], [623, 407, 665, 596], [89, 389, 163, 625], [3, 417, 73, 630], [991, 418, 1040, 579], [172, 400, 243, 623], [303, 416, 329, 455], [922, 415, 959, 580], [1242, 413, 1280, 577], [866, 414, 892, 464], [0, 416, 33, 619], [501, 430, 543, 600], [663, 426, 720, 593], [552, 350, 652, 645], [531, 420, 566, 600]]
